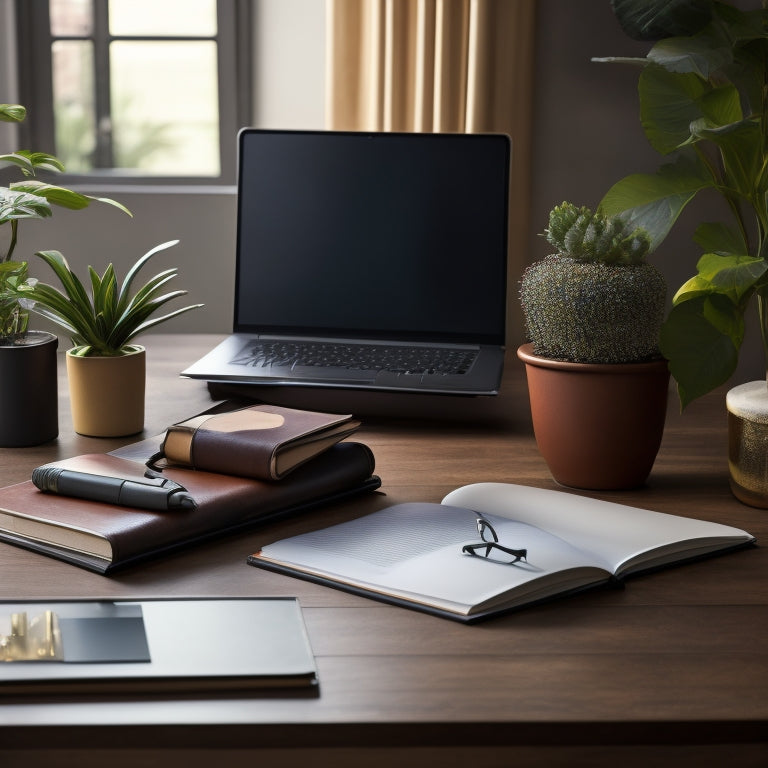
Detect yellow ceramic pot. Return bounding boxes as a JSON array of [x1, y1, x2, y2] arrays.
[[66, 346, 146, 437]]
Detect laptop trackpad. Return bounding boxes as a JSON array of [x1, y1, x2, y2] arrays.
[[289, 365, 378, 383]]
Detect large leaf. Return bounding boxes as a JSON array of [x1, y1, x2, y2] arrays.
[[599, 152, 713, 249], [610, 0, 714, 41], [639, 63, 741, 153], [693, 221, 749, 255], [693, 252, 767, 305], [648, 27, 732, 78], [659, 293, 742, 409]]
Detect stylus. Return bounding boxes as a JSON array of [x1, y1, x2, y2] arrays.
[[31, 466, 197, 511]]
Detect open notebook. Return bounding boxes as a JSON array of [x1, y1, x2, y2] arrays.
[[183, 129, 510, 396], [249, 483, 755, 622]]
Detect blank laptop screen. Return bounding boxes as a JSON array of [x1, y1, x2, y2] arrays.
[[235, 130, 510, 345]]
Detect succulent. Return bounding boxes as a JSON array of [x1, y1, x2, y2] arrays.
[[520, 202, 666, 364]]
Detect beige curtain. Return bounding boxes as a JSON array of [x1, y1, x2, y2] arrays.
[[326, 0, 537, 343]]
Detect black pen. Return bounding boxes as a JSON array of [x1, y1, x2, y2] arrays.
[[31, 466, 197, 512]]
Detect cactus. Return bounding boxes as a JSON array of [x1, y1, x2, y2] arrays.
[[520, 203, 666, 364]]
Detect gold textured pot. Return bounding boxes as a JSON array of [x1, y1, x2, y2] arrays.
[[66, 346, 146, 437], [517, 343, 670, 490], [726, 381, 768, 508]]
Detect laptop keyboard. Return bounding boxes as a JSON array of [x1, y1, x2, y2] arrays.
[[230, 341, 477, 376]]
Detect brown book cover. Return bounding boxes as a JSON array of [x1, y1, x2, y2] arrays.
[[0, 443, 379, 574], [157, 405, 361, 480]]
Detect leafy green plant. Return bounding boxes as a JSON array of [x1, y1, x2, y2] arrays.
[[0, 103, 129, 342], [595, 1, 768, 407], [16, 239, 203, 357], [520, 202, 666, 364]]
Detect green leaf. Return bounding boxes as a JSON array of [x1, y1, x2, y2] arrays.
[[648, 28, 732, 78], [9, 181, 131, 216], [10, 181, 91, 210], [0, 188, 52, 224], [659, 294, 742, 408], [694, 252, 767, 304], [673, 273, 714, 303], [13, 150, 65, 174], [609, 0, 714, 41], [638, 63, 742, 154], [599, 152, 713, 250], [0, 152, 35, 174], [693, 221, 748, 255], [0, 104, 26, 123]]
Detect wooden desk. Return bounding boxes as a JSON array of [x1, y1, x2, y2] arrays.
[[1, 334, 766, 768]]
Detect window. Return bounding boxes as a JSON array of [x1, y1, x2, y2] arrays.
[[15, 0, 251, 184]]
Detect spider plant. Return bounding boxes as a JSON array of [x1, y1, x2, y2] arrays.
[[16, 239, 203, 356]]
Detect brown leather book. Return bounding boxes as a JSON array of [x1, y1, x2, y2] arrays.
[[157, 405, 361, 480], [0, 443, 379, 574]]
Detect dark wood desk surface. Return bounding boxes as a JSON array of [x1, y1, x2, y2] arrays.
[[1, 335, 766, 768]]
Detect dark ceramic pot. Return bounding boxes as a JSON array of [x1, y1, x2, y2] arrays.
[[0, 330, 58, 447], [517, 343, 670, 490]]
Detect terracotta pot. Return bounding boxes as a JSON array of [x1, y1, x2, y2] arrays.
[[66, 346, 146, 437], [0, 330, 58, 446], [517, 343, 669, 490]]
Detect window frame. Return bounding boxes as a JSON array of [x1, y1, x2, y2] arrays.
[[14, 0, 252, 186]]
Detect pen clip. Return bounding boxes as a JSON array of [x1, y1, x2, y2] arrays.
[[143, 468, 187, 494]]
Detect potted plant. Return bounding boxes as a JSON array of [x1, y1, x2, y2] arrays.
[[16, 240, 203, 437], [518, 202, 668, 490], [0, 103, 129, 446], [594, 0, 768, 503]]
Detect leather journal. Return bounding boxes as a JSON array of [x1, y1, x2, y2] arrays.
[[155, 404, 361, 480], [0, 443, 379, 574]]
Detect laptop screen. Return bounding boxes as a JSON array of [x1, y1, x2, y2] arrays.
[[234, 130, 510, 345]]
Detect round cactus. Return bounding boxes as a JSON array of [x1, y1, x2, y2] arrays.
[[521, 203, 666, 364]]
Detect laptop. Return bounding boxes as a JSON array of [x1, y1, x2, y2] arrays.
[[183, 129, 510, 396]]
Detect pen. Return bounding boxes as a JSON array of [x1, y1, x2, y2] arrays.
[[31, 466, 197, 512]]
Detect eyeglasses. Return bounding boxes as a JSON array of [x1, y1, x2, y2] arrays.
[[462, 517, 527, 564]]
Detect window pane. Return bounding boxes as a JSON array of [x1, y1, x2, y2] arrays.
[[110, 41, 220, 175], [108, 0, 217, 36], [51, 40, 96, 173], [50, 0, 93, 36]]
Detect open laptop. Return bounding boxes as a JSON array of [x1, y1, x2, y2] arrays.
[[183, 129, 510, 396]]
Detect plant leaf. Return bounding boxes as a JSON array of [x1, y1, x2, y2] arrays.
[[599, 152, 713, 250], [0, 152, 34, 174], [693, 221, 749, 255], [0, 188, 52, 223], [647, 26, 732, 78], [0, 104, 26, 123], [693, 252, 767, 304], [659, 294, 741, 409], [13, 150, 65, 174], [609, 0, 714, 41], [638, 63, 742, 154], [9, 180, 131, 216]]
